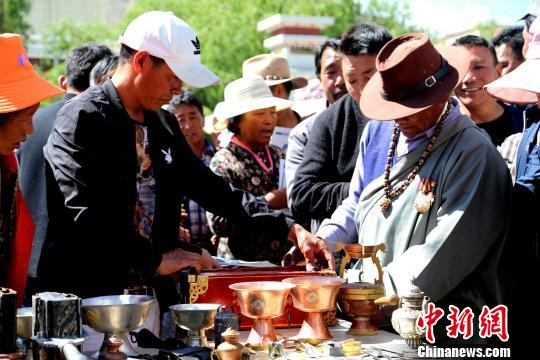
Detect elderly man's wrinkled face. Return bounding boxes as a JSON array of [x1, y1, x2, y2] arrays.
[[342, 54, 377, 103], [320, 47, 346, 104], [454, 46, 500, 109], [138, 54, 183, 111], [395, 99, 448, 139], [0, 104, 38, 154], [496, 44, 524, 76], [173, 104, 205, 148]]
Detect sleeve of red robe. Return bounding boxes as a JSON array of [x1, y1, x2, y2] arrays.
[[5, 151, 35, 307]]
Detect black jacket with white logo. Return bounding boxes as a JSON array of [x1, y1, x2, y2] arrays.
[[38, 80, 293, 297]]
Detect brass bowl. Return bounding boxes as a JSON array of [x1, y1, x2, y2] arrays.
[[229, 281, 295, 319], [169, 303, 220, 347], [282, 276, 345, 340], [282, 276, 345, 312], [338, 282, 384, 336], [344, 244, 381, 258], [16, 307, 33, 339], [169, 303, 220, 332], [81, 295, 155, 334], [229, 281, 295, 346], [81, 295, 155, 357]]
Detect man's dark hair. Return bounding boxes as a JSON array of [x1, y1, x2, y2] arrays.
[[315, 38, 341, 79], [66, 43, 113, 92], [167, 90, 204, 116], [453, 35, 498, 66], [90, 55, 119, 86], [493, 27, 526, 62], [119, 44, 166, 67], [339, 23, 392, 56], [270, 81, 293, 97], [524, 14, 537, 31]]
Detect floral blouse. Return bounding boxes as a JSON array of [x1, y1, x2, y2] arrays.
[[208, 139, 290, 264]]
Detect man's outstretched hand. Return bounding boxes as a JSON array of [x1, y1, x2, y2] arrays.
[[157, 248, 202, 275], [286, 223, 335, 271]]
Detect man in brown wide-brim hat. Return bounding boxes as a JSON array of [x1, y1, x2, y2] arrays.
[[316, 33, 512, 344]]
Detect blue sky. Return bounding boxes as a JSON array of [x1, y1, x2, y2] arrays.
[[362, 0, 531, 35]]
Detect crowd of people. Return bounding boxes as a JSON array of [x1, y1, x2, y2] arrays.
[[1, 0, 539, 352]]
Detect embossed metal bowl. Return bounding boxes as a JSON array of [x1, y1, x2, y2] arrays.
[[338, 282, 385, 336], [169, 303, 220, 347], [283, 276, 345, 340], [229, 281, 295, 319], [229, 281, 295, 346], [282, 276, 345, 312], [16, 307, 33, 339], [81, 295, 155, 357], [81, 295, 154, 334]]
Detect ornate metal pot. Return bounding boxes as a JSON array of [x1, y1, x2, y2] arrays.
[[391, 279, 429, 349]]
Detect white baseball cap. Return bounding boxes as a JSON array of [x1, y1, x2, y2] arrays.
[[119, 11, 219, 88]]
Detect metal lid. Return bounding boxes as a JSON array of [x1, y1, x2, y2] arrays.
[[339, 282, 385, 295], [402, 277, 425, 299], [221, 327, 239, 338], [216, 304, 234, 318]]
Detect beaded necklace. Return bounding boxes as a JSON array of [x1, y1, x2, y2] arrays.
[[379, 102, 453, 213], [231, 136, 274, 175]]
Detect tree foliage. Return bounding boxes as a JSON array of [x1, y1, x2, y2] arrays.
[[359, 0, 423, 37], [42, 18, 117, 59], [121, 0, 362, 110], [473, 20, 500, 41], [36, 18, 116, 105], [34, 0, 420, 110], [0, 0, 31, 36]]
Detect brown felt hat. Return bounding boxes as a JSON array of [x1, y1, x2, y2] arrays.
[[360, 33, 470, 120]]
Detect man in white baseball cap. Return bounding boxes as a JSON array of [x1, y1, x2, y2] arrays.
[[38, 11, 332, 302], [119, 11, 219, 88]]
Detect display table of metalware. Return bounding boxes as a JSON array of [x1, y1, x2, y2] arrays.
[[82, 320, 420, 359], [237, 319, 420, 359]]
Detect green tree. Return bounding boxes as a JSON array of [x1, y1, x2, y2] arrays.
[[122, 0, 360, 110], [118, 0, 421, 109], [42, 18, 117, 59], [359, 0, 424, 37], [473, 20, 500, 41], [0, 0, 31, 36], [37, 18, 117, 105]]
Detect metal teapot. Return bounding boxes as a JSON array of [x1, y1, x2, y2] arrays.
[[211, 328, 246, 360], [391, 278, 430, 349]]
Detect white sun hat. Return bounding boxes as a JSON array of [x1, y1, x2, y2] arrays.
[[119, 11, 219, 88], [484, 17, 540, 104], [212, 77, 292, 132]]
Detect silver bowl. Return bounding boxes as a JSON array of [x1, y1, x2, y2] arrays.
[[16, 307, 33, 339], [169, 303, 221, 347], [82, 295, 155, 357]]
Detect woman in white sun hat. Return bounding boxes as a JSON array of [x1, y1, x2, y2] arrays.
[[209, 76, 293, 263]]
